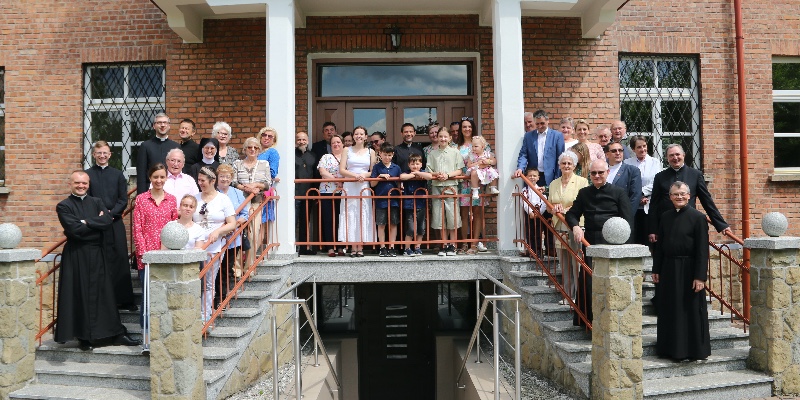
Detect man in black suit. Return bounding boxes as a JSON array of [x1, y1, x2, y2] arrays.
[[393, 122, 426, 172], [178, 118, 199, 173], [136, 113, 179, 194], [311, 121, 337, 165], [648, 144, 732, 244], [605, 142, 642, 214]]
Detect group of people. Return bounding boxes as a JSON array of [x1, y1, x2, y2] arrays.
[[56, 114, 281, 349], [517, 109, 732, 362], [301, 118, 500, 258]]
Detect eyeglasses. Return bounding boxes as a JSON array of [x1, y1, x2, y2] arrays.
[[371, 140, 381, 144], [670, 192, 690, 198], [261, 134, 275, 138], [216, 131, 230, 136], [589, 171, 606, 176], [199, 203, 209, 228], [155, 121, 169, 125], [461, 117, 474, 121], [199, 203, 208, 215], [607, 149, 624, 153], [245, 146, 260, 150]]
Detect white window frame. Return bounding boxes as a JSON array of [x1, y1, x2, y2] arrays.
[[83, 64, 165, 170], [773, 57, 800, 174], [619, 56, 701, 168]]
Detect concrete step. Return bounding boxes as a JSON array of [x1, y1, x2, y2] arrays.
[[203, 367, 227, 387], [541, 320, 592, 342], [34, 360, 150, 391], [506, 269, 563, 288], [520, 285, 566, 304], [202, 326, 253, 347], [9, 383, 149, 400], [641, 313, 738, 335], [213, 307, 263, 328], [203, 346, 239, 370], [643, 369, 772, 399], [36, 340, 148, 366]]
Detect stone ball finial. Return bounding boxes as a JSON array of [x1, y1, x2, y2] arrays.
[[602, 217, 631, 245], [160, 221, 189, 250], [0, 223, 22, 249], [762, 212, 788, 237]]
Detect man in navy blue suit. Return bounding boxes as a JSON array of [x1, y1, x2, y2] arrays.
[[605, 142, 642, 222], [514, 110, 565, 187]]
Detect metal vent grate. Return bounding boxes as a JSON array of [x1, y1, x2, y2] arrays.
[[619, 55, 702, 169], [82, 63, 166, 171]]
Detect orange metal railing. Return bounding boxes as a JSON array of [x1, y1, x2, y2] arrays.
[[199, 192, 280, 336], [706, 228, 749, 331], [294, 176, 498, 252], [514, 175, 593, 329], [36, 187, 137, 345]]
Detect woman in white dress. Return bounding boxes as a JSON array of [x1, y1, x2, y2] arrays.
[[338, 126, 377, 257]]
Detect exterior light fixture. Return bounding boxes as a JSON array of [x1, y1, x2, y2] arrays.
[[385, 26, 402, 51]]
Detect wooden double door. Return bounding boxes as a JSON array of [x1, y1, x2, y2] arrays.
[[315, 100, 473, 146]]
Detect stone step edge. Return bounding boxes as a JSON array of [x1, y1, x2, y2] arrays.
[[568, 346, 751, 375], [34, 360, 150, 380], [9, 383, 149, 400], [539, 312, 737, 332], [642, 370, 773, 396], [554, 327, 749, 353]]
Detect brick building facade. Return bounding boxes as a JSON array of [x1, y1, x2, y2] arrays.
[[1, 0, 799, 247]]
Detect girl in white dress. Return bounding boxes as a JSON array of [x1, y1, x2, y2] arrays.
[[338, 126, 377, 257], [177, 195, 207, 250]]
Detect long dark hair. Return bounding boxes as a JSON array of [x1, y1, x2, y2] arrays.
[[457, 118, 478, 147]]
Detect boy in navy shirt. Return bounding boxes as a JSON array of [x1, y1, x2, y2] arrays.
[[371, 143, 402, 257], [400, 153, 433, 256]]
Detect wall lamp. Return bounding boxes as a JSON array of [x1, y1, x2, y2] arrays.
[[385, 25, 402, 51]]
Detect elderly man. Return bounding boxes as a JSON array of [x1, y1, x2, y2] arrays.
[[605, 142, 642, 214], [566, 159, 633, 326], [162, 148, 199, 204], [56, 171, 140, 350], [136, 113, 179, 194], [648, 144, 731, 243], [394, 122, 426, 172], [652, 181, 711, 361], [610, 120, 633, 159], [596, 125, 612, 149], [515, 110, 565, 187], [85, 141, 136, 311], [312, 121, 337, 162], [178, 118, 199, 173], [296, 131, 317, 255]]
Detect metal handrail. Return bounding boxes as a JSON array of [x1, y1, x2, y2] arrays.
[[456, 269, 522, 400], [269, 275, 341, 400]]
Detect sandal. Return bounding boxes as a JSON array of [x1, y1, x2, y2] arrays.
[[328, 250, 336, 257], [456, 245, 468, 255], [466, 247, 478, 255]]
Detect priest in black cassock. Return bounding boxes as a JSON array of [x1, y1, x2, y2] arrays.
[[565, 159, 633, 327], [55, 171, 139, 350], [85, 141, 136, 311], [652, 181, 711, 361]]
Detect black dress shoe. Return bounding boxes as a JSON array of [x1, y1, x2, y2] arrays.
[[78, 340, 93, 351], [112, 334, 141, 346]]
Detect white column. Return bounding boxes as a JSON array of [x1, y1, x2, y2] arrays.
[[492, 0, 525, 255], [266, 0, 297, 257]]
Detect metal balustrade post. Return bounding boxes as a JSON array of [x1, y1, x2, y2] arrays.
[[293, 296, 302, 400], [475, 278, 481, 364], [515, 300, 521, 399], [493, 299, 500, 400], [313, 279, 319, 367], [272, 310, 279, 400], [143, 263, 150, 352]]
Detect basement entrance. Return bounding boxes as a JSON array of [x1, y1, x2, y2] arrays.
[[356, 283, 437, 399]]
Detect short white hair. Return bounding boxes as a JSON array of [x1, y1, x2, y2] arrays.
[[166, 148, 185, 160], [212, 122, 232, 138]]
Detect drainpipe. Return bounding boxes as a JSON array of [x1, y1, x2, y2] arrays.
[[733, 0, 750, 320]]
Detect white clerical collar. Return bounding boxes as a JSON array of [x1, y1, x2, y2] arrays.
[[72, 193, 87, 200], [156, 135, 168, 142], [97, 165, 108, 169], [671, 164, 684, 172]]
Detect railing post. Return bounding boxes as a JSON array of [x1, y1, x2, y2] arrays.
[[586, 243, 648, 400], [514, 300, 521, 398], [0, 246, 39, 399], [745, 235, 800, 396], [272, 310, 279, 400], [313, 279, 319, 367], [294, 301, 302, 400], [142, 249, 207, 400], [492, 299, 500, 400], [475, 278, 482, 364]]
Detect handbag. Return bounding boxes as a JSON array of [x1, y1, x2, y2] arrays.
[[241, 228, 252, 251]]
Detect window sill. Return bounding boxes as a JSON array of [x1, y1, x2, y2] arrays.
[[770, 173, 800, 182]]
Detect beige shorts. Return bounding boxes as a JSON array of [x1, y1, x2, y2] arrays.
[[430, 185, 461, 230]]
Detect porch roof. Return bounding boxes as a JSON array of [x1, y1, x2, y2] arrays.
[[151, 0, 625, 43]]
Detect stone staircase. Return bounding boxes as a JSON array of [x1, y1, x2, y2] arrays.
[[11, 268, 288, 400], [505, 260, 773, 399]]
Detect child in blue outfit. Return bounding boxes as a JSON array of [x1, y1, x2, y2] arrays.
[[400, 153, 433, 256], [371, 143, 402, 257]]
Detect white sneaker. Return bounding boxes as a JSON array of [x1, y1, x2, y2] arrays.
[[437, 249, 446, 256], [476, 242, 488, 252], [488, 186, 500, 194], [446, 245, 457, 256]]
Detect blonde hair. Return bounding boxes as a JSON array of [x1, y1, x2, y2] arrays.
[[257, 126, 278, 147], [180, 194, 197, 207], [570, 142, 591, 179], [216, 163, 235, 178], [471, 135, 488, 148], [243, 137, 261, 152], [575, 119, 591, 131]]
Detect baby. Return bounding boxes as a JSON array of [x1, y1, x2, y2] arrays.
[[466, 135, 500, 199]]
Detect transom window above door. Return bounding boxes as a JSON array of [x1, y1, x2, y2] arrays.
[[318, 63, 472, 97]]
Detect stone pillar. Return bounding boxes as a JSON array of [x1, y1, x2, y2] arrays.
[[142, 249, 207, 400], [745, 236, 800, 395], [266, 0, 297, 258], [490, 0, 525, 255], [0, 248, 39, 399], [587, 244, 648, 400]]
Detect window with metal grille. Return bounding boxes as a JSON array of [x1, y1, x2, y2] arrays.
[[0, 68, 5, 186], [83, 63, 166, 171], [619, 55, 701, 169], [772, 58, 800, 172]]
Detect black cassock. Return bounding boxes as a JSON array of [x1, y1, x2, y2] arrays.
[[86, 165, 135, 307], [653, 205, 711, 360], [565, 183, 633, 327], [55, 194, 125, 342]]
